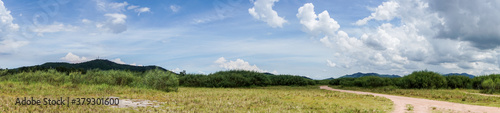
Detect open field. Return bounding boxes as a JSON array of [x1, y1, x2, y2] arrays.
[[330, 85, 500, 107], [0, 81, 392, 112]]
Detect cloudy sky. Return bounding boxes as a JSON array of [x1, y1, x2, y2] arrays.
[[1, 0, 499, 79]]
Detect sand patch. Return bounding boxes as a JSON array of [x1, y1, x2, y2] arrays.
[[108, 96, 161, 108]]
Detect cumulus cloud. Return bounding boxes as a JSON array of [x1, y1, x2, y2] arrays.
[[427, 0, 500, 49], [214, 57, 266, 72], [102, 13, 127, 33], [297, 3, 340, 37], [248, 0, 287, 28], [170, 5, 180, 12], [0, 0, 26, 54], [355, 1, 400, 25], [298, 1, 500, 75], [111, 58, 126, 64], [60, 53, 89, 63]]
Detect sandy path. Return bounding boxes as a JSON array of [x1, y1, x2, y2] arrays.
[[319, 86, 500, 113]]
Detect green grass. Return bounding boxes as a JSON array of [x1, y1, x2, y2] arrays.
[[331, 85, 500, 107], [0, 81, 393, 112]]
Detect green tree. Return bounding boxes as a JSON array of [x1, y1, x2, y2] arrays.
[[401, 70, 447, 89], [446, 75, 472, 89]]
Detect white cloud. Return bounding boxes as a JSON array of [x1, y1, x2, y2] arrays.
[[102, 13, 127, 33], [60, 52, 89, 63], [107, 1, 128, 12], [90, 1, 152, 34], [248, 0, 287, 28], [296, 1, 500, 75], [0, 39, 28, 53], [192, 15, 226, 24], [170, 5, 180, 12], [0, 1, 18, 33], [111, 58, 125, 64], [31, 23, 77, 36], [297, 3, 339, 36], [0, 0, 24, 53], [172, 68, 182, 73], [127, 5, 139, 10], [214, 57, 266, 72], [271, 70, 278, 75], [326, 59, 336, 67], [81, 19, 91, 23], [355, 1, 400, 25], [441, 62, 459, 69], [135, 7, 150, 15]]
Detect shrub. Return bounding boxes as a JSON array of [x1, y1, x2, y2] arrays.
[[446, 75, 472, 89], [268, 75, 315, 86], [179, 74, 207, 87], [400, 70, 447, 89], [8, 69, 69, 85], [354, 76, 392, 88], [143, 69, 179, 92]]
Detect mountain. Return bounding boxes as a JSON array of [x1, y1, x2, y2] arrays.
[[13, 59, 169, 73], [443, 73, 475, 78], [338, 72, 401, 78]]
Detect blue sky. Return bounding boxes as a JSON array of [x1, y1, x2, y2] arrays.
[[1, 0, 500, 79]]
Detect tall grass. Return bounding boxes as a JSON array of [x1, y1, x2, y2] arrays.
[[0, 69, 178, 92]]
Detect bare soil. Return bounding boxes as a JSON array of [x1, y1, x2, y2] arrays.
[[109, 96, 160, 108]]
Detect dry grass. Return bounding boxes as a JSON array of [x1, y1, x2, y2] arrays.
[[0, 81, 392, 112]]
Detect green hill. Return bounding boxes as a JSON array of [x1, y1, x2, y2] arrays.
[[10, 59, 171, 73]]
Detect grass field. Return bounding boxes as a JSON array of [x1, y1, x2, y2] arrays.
[[0, 81, 393, 112], [331, 85, 500, 107]]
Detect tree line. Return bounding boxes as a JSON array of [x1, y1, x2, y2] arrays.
[[329, 70, 500, 94], [179, 70, 317, 87]]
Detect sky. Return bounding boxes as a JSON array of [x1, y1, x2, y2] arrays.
[[1, 0, 500, 79]]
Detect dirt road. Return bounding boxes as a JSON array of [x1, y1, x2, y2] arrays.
[[320, 86, 500, 113]]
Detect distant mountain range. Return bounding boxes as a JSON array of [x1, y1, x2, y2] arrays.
[[338, 72, 401, 78], [443, 73, 475, 78], [325, 72, 475, 79], [13, 59, 170, 73]]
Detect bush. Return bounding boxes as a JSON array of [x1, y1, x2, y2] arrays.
[[268, 75, 315, 86], [211, 70, 271, 87], [179, 74, 207, 87], [400, 70, 447, 89], [143, 69, 179, 92], [0, 69, 7, 76], [354, 76, 392, 88], [446, 75, 472, 89], [179, 70, 314, 87], [8, 69, 69, 85]]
